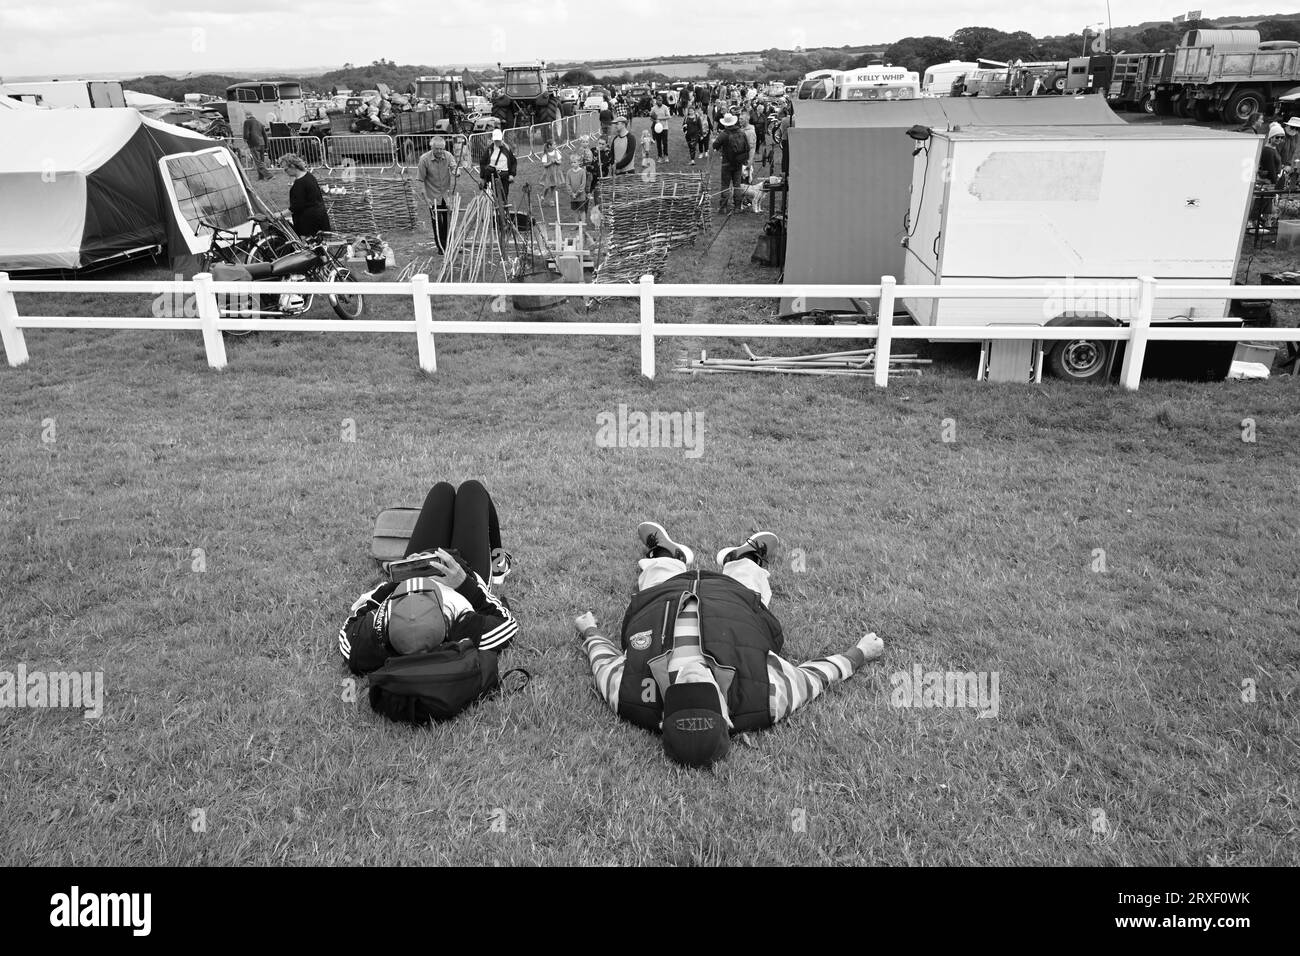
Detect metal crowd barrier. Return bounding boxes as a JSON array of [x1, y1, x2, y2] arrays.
[[246, 113, 604, 175], [264, 136, 326, 168]]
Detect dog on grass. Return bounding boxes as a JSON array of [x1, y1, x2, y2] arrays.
[[739, 181, 765, 214]]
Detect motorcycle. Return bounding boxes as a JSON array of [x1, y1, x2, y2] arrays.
[[200, 215, 363, 321]]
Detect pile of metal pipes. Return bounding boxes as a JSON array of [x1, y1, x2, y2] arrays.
[[674, 344, 931, 378]]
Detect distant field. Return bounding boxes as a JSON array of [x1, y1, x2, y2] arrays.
[[590, 59, 761, 79]]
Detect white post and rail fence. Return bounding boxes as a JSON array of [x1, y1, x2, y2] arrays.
[[3, 271, 1299, 390]]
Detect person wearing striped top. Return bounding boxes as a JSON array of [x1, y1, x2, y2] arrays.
[[576, 523, 883, 768]]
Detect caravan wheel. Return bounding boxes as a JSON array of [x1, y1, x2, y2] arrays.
[[1048, 339, 1111, 382]]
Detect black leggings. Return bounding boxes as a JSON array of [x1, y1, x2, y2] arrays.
[[405, 480, 502, 580]]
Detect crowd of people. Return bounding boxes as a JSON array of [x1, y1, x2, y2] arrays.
[[402, 81, 794, 248], [1244, 109, 1300, 187], [538, 81, 795, 221]]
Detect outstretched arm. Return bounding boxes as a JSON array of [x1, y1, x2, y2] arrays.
[[768, 633, 884, 724], [576, 612, 624, 715]]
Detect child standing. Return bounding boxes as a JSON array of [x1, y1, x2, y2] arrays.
[[540, 140, 564, 204], [639, 130, 656, 182], [567, 151, 589, 221]]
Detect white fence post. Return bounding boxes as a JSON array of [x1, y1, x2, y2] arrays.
[[1120, 276, 1156, 391], [412, 273, 437, 373], [874, 275, 897, 388], [639, 273, 656, 379], [193, 273, 227, 370], [0, 271, 29, 367]]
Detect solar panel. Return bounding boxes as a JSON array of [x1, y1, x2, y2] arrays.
[[158, 146, 254, 254]]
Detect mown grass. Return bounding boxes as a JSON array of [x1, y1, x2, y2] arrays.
[[1, 118, 1297, 867]]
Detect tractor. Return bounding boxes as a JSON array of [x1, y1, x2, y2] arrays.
[[491, 62, 575, 128], [412, 75, 479, 135]]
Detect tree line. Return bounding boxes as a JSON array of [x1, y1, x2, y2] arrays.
[[122, 16, 1300, 101]]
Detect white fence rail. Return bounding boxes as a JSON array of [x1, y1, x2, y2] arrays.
[[3, 272, 1299, 389]]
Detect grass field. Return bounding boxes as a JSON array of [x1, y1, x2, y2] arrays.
[[1, 116, 1298, 866]]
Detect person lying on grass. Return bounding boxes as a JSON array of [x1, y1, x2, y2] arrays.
[[339, 480, 517, 675], [575, 522, 883, 769]]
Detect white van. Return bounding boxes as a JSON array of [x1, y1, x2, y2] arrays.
[[836, 66, 921, 101]]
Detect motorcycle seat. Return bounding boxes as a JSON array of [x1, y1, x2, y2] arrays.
[[242, 261, 276, 279]]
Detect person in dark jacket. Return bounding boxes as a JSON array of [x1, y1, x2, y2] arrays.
[[683, 106, 705, 165], [575, 522, 883, 769], [1259, 137, 1282, 185], [280, 154, 331, 237], [339, 480, 516, 675], [711, 113, 749, 214], [243, 114, 272, 180]]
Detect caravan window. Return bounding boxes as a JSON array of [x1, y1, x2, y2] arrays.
[[258, 84, 278, 102], [233, 87, 258, 103], [276, 83, 302, 100]]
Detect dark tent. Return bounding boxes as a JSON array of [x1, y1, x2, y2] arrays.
[[0, 109, 214, 272], [781, 95, 1124, 312]]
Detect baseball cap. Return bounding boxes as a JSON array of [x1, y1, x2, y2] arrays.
[[661, 682, 730, 768], [385, 579, 449, 655]]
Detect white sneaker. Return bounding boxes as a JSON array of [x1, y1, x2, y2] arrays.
[[490, 548, 513, 587], [636, 521, 694, 566], [716, 531, 780, 570]]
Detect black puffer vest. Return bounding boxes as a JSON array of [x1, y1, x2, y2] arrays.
[[617, 570, 784, 732]]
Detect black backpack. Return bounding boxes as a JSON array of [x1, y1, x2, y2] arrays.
[[718, 129, 748, 165], [367, 639, 526, 725]]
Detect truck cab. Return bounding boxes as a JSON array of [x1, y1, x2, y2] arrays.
[[226, 80, 305, 132], [415, 76, 468, 109]]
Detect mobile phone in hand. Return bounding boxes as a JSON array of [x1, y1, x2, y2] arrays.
[[385, 553, 445, 583]]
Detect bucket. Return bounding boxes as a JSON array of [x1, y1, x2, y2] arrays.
[[511, 270, 564, 313]]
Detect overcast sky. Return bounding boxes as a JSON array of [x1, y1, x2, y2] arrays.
[[0, 1, 1291, 77]]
